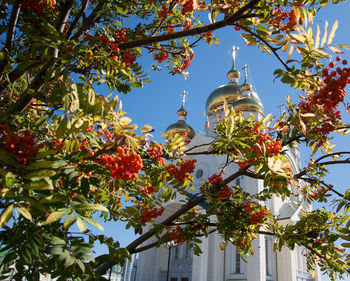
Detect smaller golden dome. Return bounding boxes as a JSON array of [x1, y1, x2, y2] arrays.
[[165, 90, 195, 140], [206, 84, 242, 113], [165, 120, 195, 139], [232, 92, 264, 116]]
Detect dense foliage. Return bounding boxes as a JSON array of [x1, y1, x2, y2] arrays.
[[0, 0, 349, 280]]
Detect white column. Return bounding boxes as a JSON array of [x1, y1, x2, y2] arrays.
[[276, 246, 297, 281], [207, 233, 224, 280], [246, 234, 264, 281], [191, 236, 209, 281]]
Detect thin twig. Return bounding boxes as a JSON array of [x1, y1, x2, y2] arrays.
[[235, 23, 291, 72], [0, 0, 21, 78], [71, 2, 104, 41], [67, 0, 89, 38]]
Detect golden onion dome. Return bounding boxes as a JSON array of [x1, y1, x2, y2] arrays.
[[240, 64, 253, 94], [206, 84, 242, 113], [227, 66, 240, 82], [165, 120, 195, 139], [232, 91, 264, 115], [165, 90, 195, 140], [240, 81, 253, 93], [206, 46, 243, 113]]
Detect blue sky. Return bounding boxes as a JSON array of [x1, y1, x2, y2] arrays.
[[96, 2, 350, 280]]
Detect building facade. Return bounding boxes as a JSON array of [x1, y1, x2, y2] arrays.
[[135, 47, 320, 281]]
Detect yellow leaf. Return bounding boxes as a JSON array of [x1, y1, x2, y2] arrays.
[[327, 20, 338, 45], [76, 217, 87, 232], [328, 46, 343, 54], [288, 44, 294, 58], [300, 119, 307, 135], [315, 25, 320, 49], [16, 206, 32, 221], [0, 204, 13, 228], [120, 116, 132, 125], [282, 40, 290, 52]]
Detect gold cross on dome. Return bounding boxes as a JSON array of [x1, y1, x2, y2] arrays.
[[242, 64, 250, 80], [229, 45, 239, 61], [180, 90, 188, 108]]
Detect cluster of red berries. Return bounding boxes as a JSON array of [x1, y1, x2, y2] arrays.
[[181, 0, 195, 15], [147, 142, 165, 165], [166, 159, 196, 184], [242, 202, 255, 213], [236, 239, 245, 248], [51, 138, 65, 150], [140, 206, 165, 223], [217, 185, 233, 199], [164, 225, 187, 244], [98, 146, 143, 181], [167, 23, 175, 34], [203, 31, 213, 44], [21, 0, 57, 13], [266, 141, 283, 155], [98, 34, 110, 45], [122, 49, 136, 67], [114, 28, 129, 43], [140, 186, 156, 194], [158, 4, 171, 18], [272, 5, 298, 31], [310, 186, 327, 200], [315, 59, 348, 110], [208, 174, 233, 199], [176, 49, 195, 74], [96, 128, 115, 142], [208, 173, 224, 185], [299, 57, 350, 135], [237, 125, 282, 170], [184, 19, 192, 30], [250, 207, 268, 225], [1, 128, 43, 164], [155, 47, 169, 63]]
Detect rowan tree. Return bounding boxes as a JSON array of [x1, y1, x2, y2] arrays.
[[0, 0, 349, 280]]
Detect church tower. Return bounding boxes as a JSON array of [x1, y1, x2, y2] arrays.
[[135, 47, 320, 281]]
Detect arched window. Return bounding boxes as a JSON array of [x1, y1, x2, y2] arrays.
[[235, 248, 241, 273], [196, 169, 203, 179], [174, 245, 179, 259], [236, 178, 240, 186]]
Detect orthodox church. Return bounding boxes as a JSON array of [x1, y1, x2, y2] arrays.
[[135, 47, 320, 281]]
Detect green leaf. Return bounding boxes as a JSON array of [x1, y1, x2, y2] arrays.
[[76, 217, 87, 232], [76, 259, 85, 272], [23, 180, 53, 191], [75, 203, 108, 213], [46, 209, 71, 224], [0, 149, 21, 169], [0, 204, 13, 228], [23, 169, 57, 179]]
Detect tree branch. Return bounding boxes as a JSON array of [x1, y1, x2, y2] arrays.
[[117, 0, 263, 50], [67, 0, 89, 38], [71, 2, 104, 41], [95, 166, 250, 276], [0, 0, 21, 77], [4, 65, 50, 117], [234, 23, 291, 71]]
